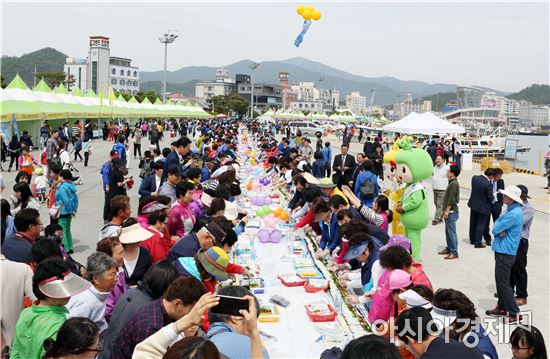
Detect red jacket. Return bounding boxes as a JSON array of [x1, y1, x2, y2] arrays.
[[140, 228, 171, 263]]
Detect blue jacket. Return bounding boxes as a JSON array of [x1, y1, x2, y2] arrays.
[[277, 144, 290, 158], [312, 159, 326, 178], [113, 142, 126, 162], [55, 181, 78, 215], [201, 167, 211, 182], [354, 170, 379, 207], [161, 151, 180, 183], [207, 322, 270, 359], [321, 146, 332, 163], [138, 174, 158, 198], [100, 161, 111, 191], [319, 213, 339, 253], [492, 202, 523, 255]]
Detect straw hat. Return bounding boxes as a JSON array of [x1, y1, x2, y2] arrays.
[[119, 223, 154, 244], [38, 270, 92, 299]]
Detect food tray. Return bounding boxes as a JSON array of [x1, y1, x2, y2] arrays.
[[304, 279, 329, 293], [278, 274, 306, 287], [305, 302, 338, 322], [258, 304, 281, 322]]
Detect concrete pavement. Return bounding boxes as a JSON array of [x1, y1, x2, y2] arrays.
[[1, 133, 548, 358]]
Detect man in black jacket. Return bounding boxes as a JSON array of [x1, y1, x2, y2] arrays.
[[332, 144, 356, 189], [483, 168, 505, 244], [161, 137, 192, 184], [362, 137, 375, 158], [467, 168, 496, 248], [395, 307, 483, 359]]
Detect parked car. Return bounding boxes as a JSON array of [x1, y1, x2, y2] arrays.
[[287, 121, 323, 137]]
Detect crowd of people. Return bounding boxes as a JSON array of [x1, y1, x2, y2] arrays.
[[0, 117, 546, 359]]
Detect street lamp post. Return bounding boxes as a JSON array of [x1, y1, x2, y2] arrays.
[[159, 31, 179, 104], [249, 62, 260, 119]]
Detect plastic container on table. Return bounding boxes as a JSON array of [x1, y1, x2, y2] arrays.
[[305, 302, 338, 322], [278, 274, 306, 287], [304, 279, 330, 293], [258, 304, 281, 322]]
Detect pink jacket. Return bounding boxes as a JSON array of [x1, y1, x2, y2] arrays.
[[368, 270, 394, 324], [167, 201, 196, 238]]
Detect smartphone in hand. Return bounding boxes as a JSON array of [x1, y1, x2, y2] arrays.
[[210, 295, 249, 317]]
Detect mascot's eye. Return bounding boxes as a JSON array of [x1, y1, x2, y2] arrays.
[[402, 167, 406, 173]]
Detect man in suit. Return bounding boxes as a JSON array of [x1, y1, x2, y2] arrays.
[[161, 137, 192, 184], [483, 168, 505, 245], [467, 168, 496, 248], [138, 161, 164, 198], [362, 137, 375, 158], [349, 153, 365, 188], [332, 144, 356, 189]]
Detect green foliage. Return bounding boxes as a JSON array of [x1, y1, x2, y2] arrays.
[[114, 91, 132, 101], [1, 47, 67, 86], [0, 74, 7, 89], [140, 80, 197, 96], [135, 91, 159, 103], [34, 71, 72, 89], [207, 94, 250, 117], [507, 84, 550, 105], [302, 110, 310, 116], [417, 92, 457, 111]]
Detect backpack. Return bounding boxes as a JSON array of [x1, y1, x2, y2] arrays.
[[359, 175, 376, 200], [139, 159, 153, 178]]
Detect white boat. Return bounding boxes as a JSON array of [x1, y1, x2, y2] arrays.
[[459, 136, 530, 157]]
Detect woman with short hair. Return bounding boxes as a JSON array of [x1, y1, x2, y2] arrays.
[[66, 252, 118, 334]]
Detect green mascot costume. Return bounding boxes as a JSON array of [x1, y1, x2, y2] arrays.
[[395, 137, 433, 261]]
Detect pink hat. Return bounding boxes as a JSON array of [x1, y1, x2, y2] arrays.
[[389, 269, 412, 290]]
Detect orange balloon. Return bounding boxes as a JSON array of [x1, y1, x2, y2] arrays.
[[280, 212, 289, 220]]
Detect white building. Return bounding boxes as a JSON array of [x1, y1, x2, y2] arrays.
[[320, 89, 340, 111], [481, 92, 520, 122], [289, 100, 324, 113], [290, 82, 320, 102], [392, 97, 432, 118], [64, 36, 140, 96], [195, 68, 237, 100], [345, 91, 367, 115], [64, 58, 87, 91], [519, 105, 550, 127], [109, 57, 140, 95]]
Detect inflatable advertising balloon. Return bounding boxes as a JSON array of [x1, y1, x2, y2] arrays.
[[294, 5, 322, 47]]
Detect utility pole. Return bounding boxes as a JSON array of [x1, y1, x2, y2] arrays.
[[159, 30, 179, 103], [249, 62, 260, 119]]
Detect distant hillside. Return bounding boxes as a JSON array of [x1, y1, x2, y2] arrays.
[[1, 47, 67, 86], [507, 84, 550, 105], [141, 58, 463, 105], [418, 92, 457, 111], [140, 80, 197, 96]]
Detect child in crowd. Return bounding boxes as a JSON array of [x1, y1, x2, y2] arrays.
[[34, 167, 49, 203]]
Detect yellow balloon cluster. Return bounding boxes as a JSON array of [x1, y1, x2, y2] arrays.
[[296, 5, 322, 21]]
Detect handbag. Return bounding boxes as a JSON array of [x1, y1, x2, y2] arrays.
[[49, 204, 63, 219]]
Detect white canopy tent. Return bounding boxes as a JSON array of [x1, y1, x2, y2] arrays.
[[383, 111, 465, 135]]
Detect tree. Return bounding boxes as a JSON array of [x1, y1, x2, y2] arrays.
[[33, 71, 67, 88], [65, 74, 76, 91], [0, 74, 7, 89], [207, 94, 250, 117], [135, 91, 159, 103]]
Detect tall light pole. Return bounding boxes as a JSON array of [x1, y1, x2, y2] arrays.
[[249, 62, 260, 119], [159, 30, 179, 104]]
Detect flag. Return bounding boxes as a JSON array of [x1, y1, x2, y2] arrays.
[[108, 86, 115, 118]]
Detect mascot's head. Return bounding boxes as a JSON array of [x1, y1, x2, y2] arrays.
[[383, 143, 400, 181], [395, 136, 433, 183]]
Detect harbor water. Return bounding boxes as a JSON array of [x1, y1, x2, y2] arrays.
[[506, 134, 550, 173]]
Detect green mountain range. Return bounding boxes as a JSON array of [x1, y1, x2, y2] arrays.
[[1, 47, 67, 86], [3, 48, 546, 106], [506, 84, 550, 105]]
